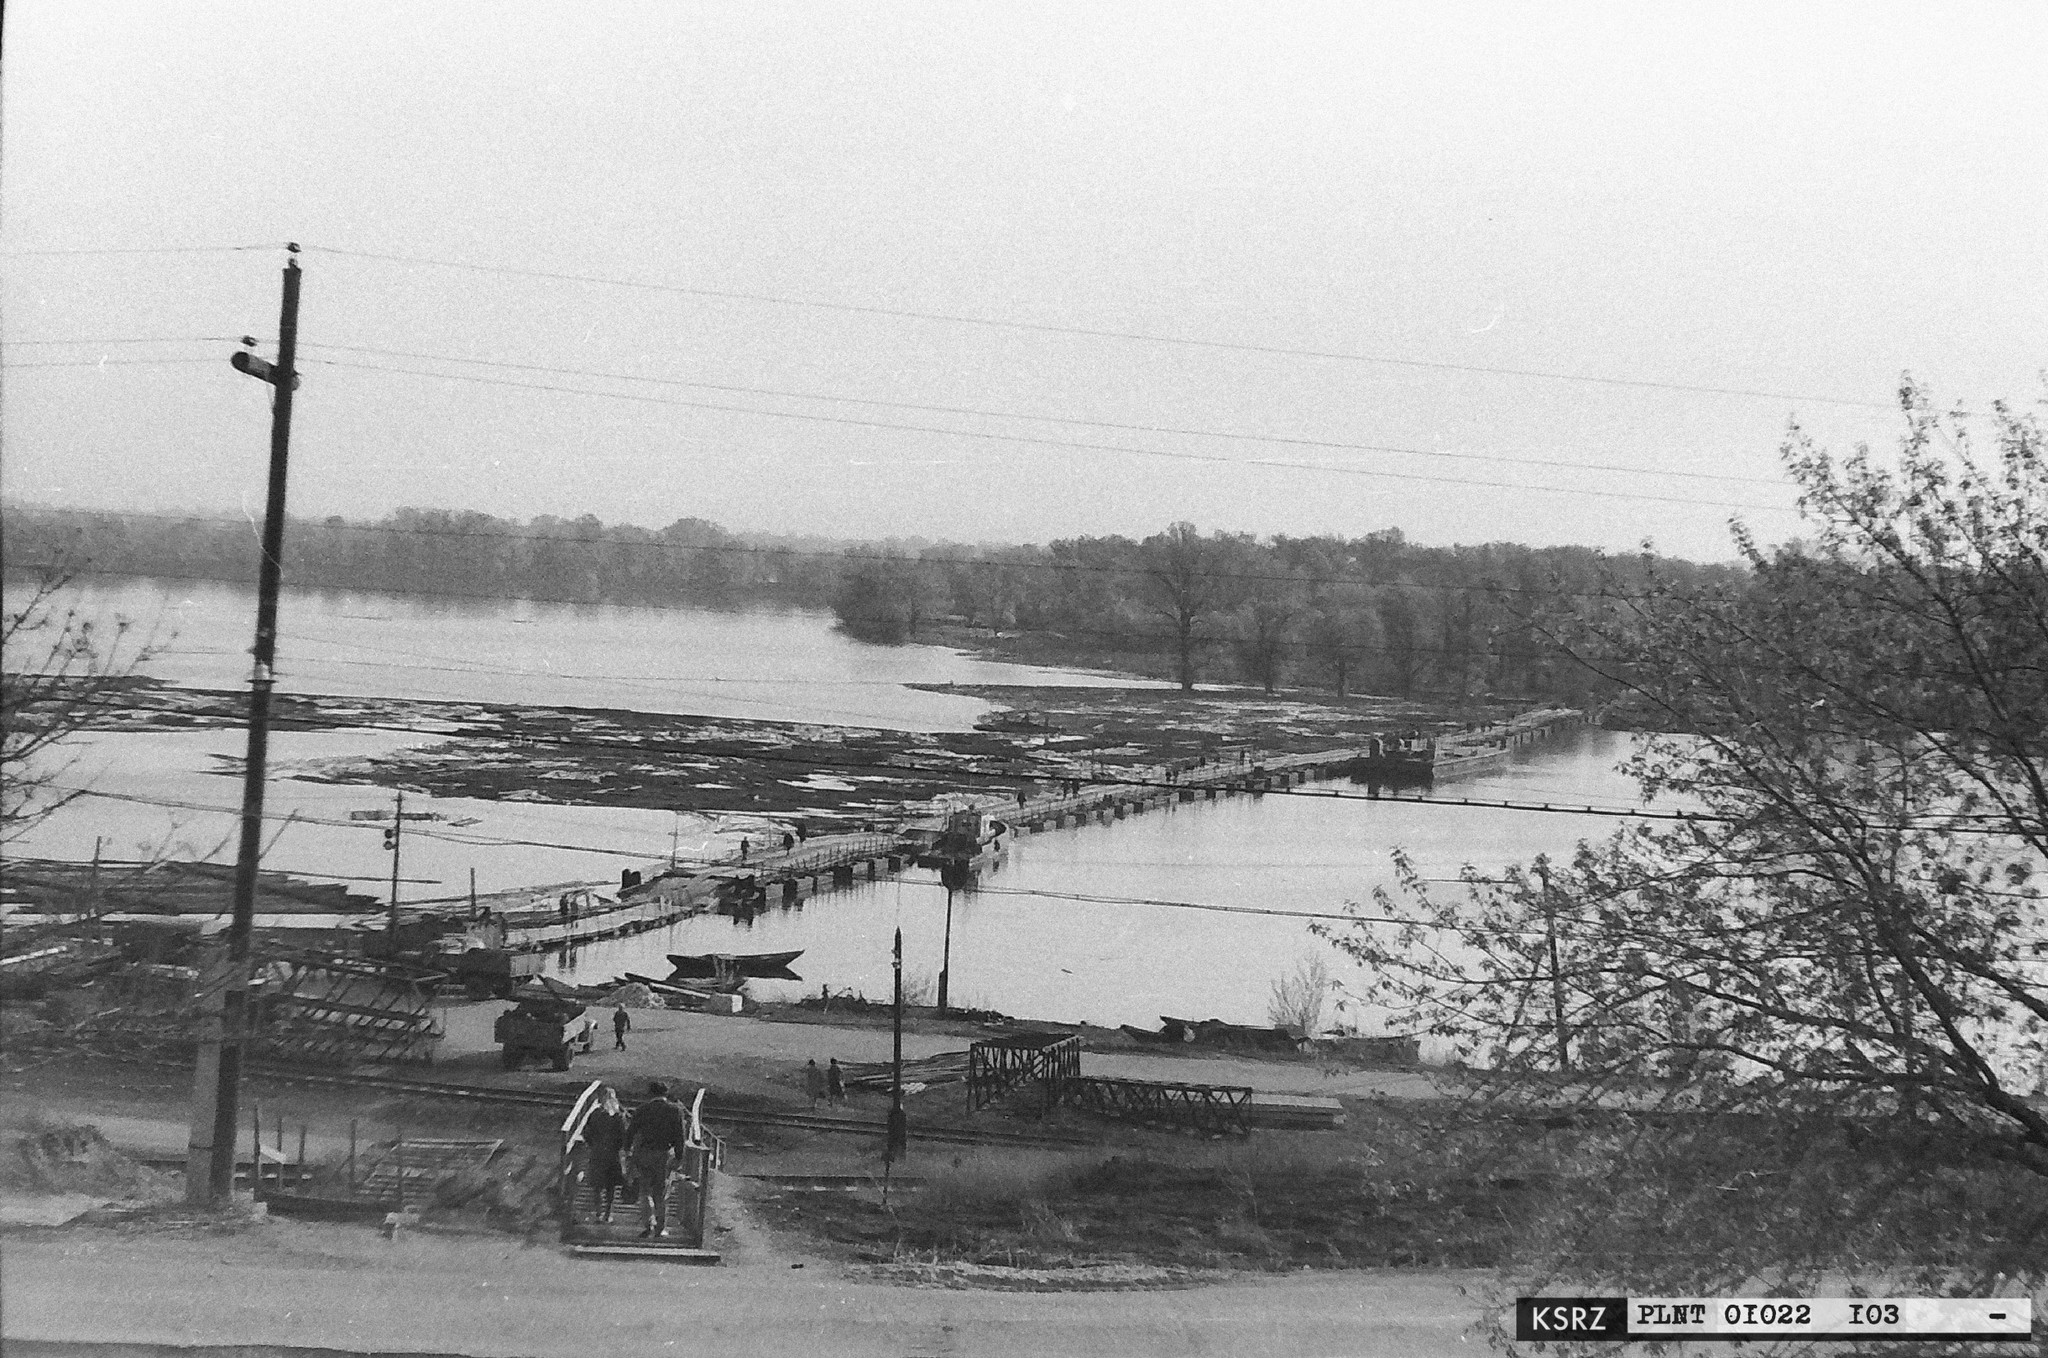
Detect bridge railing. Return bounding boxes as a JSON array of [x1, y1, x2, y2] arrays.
[[745, 831, 907, 879]]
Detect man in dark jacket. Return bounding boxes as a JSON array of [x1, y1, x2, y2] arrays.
[[626, 1081, 689, 1238], [612, 1006, 630, 1051]]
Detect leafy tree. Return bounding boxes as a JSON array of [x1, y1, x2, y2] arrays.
[[1324, 384, 2048, 1296], [1139, 522, 1237, 691], [1233, 568, 1306, 694], [2, 565, 157, 838], [1305, 583, 1376, 697], [829, 553, 937, 643], [1373, 587, 1426, 695]]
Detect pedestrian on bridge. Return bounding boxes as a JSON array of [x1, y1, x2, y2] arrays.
[[628, 1082, 688, 1239], [583, 1086, 629, 1224]]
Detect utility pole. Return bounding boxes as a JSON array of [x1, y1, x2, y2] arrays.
[[186, 247, 302, 1204], [886, 927, 907, 1163], [386, 790, 404, 931], [937, 885, 955, 1015], [1535, 861, 1570, 1074]]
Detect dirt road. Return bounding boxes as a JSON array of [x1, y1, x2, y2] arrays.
[[1, 1216, 1494, 1358]]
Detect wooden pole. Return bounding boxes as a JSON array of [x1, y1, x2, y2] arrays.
[[886, 928, 907, 1163], [187, 249, 301, 1205], [348, 1119, 357, 1190], [388, 790, 404, 930]]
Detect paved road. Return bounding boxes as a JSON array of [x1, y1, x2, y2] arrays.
[[1, 1217, 1496, 1358]]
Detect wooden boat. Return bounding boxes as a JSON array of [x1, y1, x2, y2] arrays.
[[665, 949, 804, 979]]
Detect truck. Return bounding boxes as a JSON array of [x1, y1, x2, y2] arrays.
[[492, 998, 596, 1071]]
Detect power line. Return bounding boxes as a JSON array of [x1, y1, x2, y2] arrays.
[[6, 505, 1744, 603], [0, 557, 1638, 679], [3, 557, 1989, 690], [46, 784, 675, 861], [0, 336, 243, 346], [38, 777, 2024, 945], [2, 357, 224, 370], [307, 356, 1795, 512], [297, 242, 1896, 411], [0, 243, 288, 257], [48, 689, 2024, 836], [294, 341, 1790, 489]]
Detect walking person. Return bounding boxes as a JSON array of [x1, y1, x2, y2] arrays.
[[627, 1081, 689, 1239], [739, 838, 749, 863], [803, 1058, 825, 1109], [582, 1085, 630, 1224], [826, 1057, 845, 1107], [612, 1005, 630, 1051]]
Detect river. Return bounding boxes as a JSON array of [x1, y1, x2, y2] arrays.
[[552, 727, 1639, 1037], [10, 578, 1642, 1037], [15, 576, 1161, 730]]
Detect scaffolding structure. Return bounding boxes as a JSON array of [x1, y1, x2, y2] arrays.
[[261, 955, 444, 1065], [966, 1032, 1080, 1114], [1063, 1075, 1253, 1137]]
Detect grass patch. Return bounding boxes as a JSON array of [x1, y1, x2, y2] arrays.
[[754, 1104, 1541, 1272]]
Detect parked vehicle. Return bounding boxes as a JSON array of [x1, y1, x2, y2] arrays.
[[493, 998, 595, 1071]]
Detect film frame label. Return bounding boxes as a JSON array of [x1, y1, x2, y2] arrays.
[[1515, 1297, 2032, 1342]]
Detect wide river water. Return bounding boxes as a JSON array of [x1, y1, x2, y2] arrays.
[[10, 578, 1644, 1036]]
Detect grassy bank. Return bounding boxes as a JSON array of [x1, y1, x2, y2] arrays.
[[753, 1101, 1542, 1273]]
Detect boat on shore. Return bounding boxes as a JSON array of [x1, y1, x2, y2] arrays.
[[666, 949, 804, 979]]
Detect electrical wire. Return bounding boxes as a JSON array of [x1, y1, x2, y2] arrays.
[[293, 340, 1791, 488], [40, 689, 2027, 836], [1, 357, 225, 370], [306, 356, 1796, 512], [297, 242, 1896, 411], [1, 336, 245, 346], [1, 556, 1977, 679], [0, 243, 288, 257], [4, 505, 1748, 604]]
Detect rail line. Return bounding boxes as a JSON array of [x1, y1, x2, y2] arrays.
[[123, 1056, 1094, 1150]]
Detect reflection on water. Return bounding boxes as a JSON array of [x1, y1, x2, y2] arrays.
[[19, 577, 1163, 732], [553, 729, 1646, 1033]]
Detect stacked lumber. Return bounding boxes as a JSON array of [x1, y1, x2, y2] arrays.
[[837, 1050, 971, 1090], [1247, 1094, 1346, 1130]]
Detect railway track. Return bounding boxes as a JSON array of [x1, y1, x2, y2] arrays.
[[181, 1059, 1094, 1150]]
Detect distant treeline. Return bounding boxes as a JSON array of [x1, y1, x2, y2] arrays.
[[4, 505, 1743, 704]]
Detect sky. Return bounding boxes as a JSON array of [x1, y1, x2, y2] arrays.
[[3, 1, 2044, 561]]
